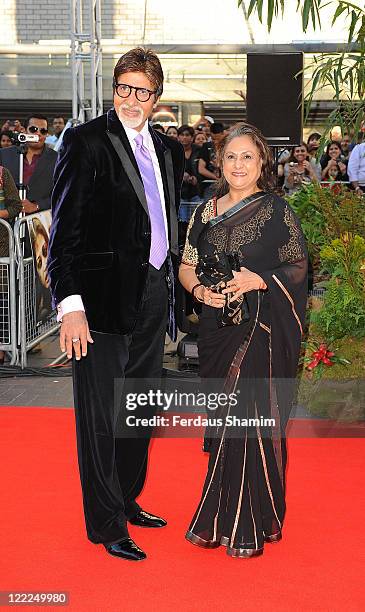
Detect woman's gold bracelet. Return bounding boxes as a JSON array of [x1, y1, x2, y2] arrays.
[[191, 283, 203, 302]]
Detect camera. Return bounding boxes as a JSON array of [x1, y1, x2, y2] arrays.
[[12, 133, 39, 145]]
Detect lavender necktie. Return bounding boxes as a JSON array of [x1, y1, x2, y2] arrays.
[[134, 133, 167, 269]]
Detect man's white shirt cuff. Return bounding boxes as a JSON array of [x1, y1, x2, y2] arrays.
[[57, 295, 85, 322]]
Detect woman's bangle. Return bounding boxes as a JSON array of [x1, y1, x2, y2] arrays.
[[191, 283, 203, 302]]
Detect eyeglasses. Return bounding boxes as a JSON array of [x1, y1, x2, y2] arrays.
[[114, 83, 157, 102], [28, 125, 48, 135]]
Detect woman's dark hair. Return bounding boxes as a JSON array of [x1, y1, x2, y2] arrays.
[[193, 131, 207, 141], [287, 142, 309, 164], [320, 140, 345, 170], [166, 126, 178, 135], [0, 130, 13, 145], [307, 132, 321, 144], [286, 143, 312, 176], [113, 47, 163, 98], [215, 122, 275, 197], [325, 140, 343, 157], [177, 124, 194, 137]]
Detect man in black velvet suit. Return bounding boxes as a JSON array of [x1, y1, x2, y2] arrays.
[[47, 48, 184, 561]]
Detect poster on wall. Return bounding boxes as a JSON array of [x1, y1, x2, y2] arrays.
[[27, 210, 53, 326]]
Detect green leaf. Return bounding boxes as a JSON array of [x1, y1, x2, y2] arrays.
[[257, 0, 264, 21], [349, 9, 358, 43], [302, 0, 311, 30], [246, 0, 258, 18], [268, 0, 275, 30], [332, 3, 348, 26]]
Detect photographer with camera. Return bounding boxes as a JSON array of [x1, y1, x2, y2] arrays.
[[283, 143, 320, 195], [0, 115, 57, 214], [320, 141, 349, 184]]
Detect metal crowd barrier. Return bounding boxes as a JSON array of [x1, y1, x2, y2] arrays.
[[14, 213, 59, 369], [320, 181, 351, 186], [178, 199, 203, 222], [0, 218, 18, 365]]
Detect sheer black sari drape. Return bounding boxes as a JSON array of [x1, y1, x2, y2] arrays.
[[181, 192, 308, 557]]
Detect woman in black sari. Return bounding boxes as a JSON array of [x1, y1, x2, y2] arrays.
[[179, 123, 308, 558]]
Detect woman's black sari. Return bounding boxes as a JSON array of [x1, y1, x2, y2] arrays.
[[181, 191, 308, 557]]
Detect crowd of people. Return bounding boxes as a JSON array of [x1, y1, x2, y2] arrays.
[[0, 112, 364, 365], [151, 120, 365, 200], [1, 114, 365, 205]]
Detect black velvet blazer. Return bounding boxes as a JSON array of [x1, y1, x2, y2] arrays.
[[47, 108, 184, 334]]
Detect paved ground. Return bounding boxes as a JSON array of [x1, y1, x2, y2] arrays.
[[0, 331, 196, 408], [0, 331, 313, 417]]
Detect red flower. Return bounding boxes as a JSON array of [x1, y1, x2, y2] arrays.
[[306, 343, 335, 370]]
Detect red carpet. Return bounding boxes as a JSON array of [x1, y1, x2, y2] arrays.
[[1, 407, 364, 612]]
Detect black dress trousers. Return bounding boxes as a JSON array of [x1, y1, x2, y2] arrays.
[[72, 264, 168, 544]]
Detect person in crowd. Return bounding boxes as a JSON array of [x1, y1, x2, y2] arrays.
[[1, 120, 13, 133], [178, 124, 200, 203], [13, 119, 24, 133], [348, 141, 365, 194], [1, 119, 24, 133], [166, 125, 178, 139], [193, 131, 207, 147], [48, 47, 184, 562], [320, 141, 349, 183], [0, 115, 58, 214], [201, 122, 212, 140], [152, 123, 165, 133], [0, 165, 22, 364], [192, 116, 213, 140], [282, 143, 320, 195], [340, 133, 352, 160], [179, 122, 307, 558], [197, 122, 226, 199], [46, 116, 66, 147], [307, 132, 321, 159], [0, 132, 13, 148]]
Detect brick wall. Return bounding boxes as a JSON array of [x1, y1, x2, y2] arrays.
[[11, 0, 164, 44], [1, 0, 350, 46]]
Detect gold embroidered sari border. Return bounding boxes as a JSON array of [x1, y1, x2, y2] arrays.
[[186, 531, 264, 558], [272, 274, 303, 335]]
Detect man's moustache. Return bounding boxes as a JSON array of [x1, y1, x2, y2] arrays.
[[120, 106, 142, 114]]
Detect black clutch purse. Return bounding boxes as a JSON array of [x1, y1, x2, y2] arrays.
[[195, 253, 250, 327]]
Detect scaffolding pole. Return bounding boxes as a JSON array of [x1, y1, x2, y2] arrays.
[[70, 0, 103, 123]]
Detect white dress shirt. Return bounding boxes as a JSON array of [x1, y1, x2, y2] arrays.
[[348, 143, 365, 186], [56, 119, 168, 321]]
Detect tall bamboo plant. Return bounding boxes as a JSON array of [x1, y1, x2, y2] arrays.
[[239, 1, 365, 146]]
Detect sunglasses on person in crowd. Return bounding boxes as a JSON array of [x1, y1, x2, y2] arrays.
[[28, 125, 48, 135]]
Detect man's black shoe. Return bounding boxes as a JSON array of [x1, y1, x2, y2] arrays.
[[104, 538, 146, 561], [129, 510, 167, 528]]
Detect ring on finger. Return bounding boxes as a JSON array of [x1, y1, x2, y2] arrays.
[[72, 337, 80, 343]]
